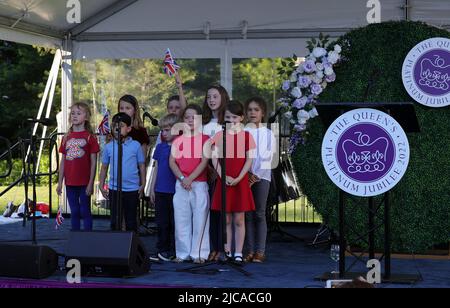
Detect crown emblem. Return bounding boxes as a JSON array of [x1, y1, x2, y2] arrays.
[[418, 55, 450, 92], [341, 132, 389, 175]]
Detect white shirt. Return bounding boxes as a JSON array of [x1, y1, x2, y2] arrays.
[[245, 126, 277, 182], [203, 118, 222, 138]]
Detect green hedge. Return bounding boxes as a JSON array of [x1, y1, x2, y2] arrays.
[[292, 21, 450, 253]]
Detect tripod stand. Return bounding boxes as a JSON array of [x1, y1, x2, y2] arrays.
[[18, 119, 55, 243], [179, 122, 250, 276], [306, 224, 333, 248]]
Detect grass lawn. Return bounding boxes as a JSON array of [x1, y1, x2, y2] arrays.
[[1, 186, 321, 223], [277, 197, 322, 223], [0, 185, 109, 216]]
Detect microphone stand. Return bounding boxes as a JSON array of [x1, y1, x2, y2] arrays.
[[113, 119, 124, 231], [30, 134, 38, 244], [20, 120, 45, 244], [178, 122, 250, 276]]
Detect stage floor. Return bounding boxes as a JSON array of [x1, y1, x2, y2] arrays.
[[0, 218, 449, 288]]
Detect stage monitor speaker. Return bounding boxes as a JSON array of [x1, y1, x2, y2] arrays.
[[65, 231, 150, 277], [0, 244, 58, 279]]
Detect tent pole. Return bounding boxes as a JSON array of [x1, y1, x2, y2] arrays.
[[220, 40, 233, 97], [36, 50, 61, 171], [61, 36, 73, 133]]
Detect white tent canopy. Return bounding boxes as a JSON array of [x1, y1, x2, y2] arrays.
[[1, 0, 449, 114], [1, 0, 449, 58]]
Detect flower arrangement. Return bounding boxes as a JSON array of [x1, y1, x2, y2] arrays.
[[278, 33, 341, 153]]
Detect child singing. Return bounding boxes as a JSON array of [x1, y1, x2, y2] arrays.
[[99, 112, 146, 232], [57, 102, 100, 231], [170, 104, 211, 263], [211, 101, 256, 263]]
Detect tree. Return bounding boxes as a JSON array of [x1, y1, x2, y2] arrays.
[[0, 41, 55, 142]]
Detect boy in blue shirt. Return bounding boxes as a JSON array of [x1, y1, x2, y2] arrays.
[[99, 112, 146, 232], [149, 114, 179, 261]]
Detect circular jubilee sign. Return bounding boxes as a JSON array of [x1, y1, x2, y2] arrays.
[[322, 108, 410, 197], [402, 37, 450, 107]]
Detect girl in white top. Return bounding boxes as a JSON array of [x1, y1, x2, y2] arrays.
[[244, 97, 276, 263], [202, 85, 230, 262], [202, 85, 229, 138]]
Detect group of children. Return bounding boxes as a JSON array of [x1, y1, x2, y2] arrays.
[[57, 74, 276, 264]]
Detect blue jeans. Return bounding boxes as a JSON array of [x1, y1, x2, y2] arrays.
[[245, 179, 270, 254], [66, 186, 93, 231]]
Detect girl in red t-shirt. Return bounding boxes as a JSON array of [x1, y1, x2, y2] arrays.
[[170, 104, 211, 263], [211, 101, 256, 263], [57, 102, 100, 231]]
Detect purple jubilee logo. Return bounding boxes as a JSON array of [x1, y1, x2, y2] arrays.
[[402, 37, 450, 107], [322, 109, 410, 197]]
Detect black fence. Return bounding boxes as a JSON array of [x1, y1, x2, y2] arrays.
[[0, 132, 321, 224]]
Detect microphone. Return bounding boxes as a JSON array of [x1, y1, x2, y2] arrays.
[[143, 111, 159, 126], [268, 107, 284, 124], [222, 120, 232, 129], [27, 118, 55, 126]]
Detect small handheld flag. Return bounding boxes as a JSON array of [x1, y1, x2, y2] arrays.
[[97, 111, 110, 135], [163, 48, 180, 77], [55, 207, 64, 230]]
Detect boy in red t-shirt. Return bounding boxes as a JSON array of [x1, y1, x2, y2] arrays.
[[57, 102, 100, 230]]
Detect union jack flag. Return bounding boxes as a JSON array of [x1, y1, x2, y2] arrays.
[[163, 48, 180, 77], [97, 111, 110, 135], [55, 207, 64, 230]]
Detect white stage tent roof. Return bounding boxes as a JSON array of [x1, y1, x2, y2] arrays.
[[1, 0, 449, 120], [0, 0, 449, 59]]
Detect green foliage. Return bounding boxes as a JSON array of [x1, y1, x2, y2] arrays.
[[73, 58, 284, 132], [233, 58, 283, 104], [0, 41, 55, 142], [292, 21, 450, 253], [0, 151, 57, 186]]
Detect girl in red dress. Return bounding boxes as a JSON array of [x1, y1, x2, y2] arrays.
[[211, 101, 256, 263]]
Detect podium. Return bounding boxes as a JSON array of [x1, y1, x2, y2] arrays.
[[315, 102, 421, 284]]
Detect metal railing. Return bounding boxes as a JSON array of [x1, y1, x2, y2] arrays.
[[1, 131, 320, 224], [0, 133, 60, 221]]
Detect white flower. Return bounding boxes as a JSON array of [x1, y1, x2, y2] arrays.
[[310, 83, 323, 96], [303, 60, 316, 73], [334, 44, 342, 53], [312, 47, 327, 58], [311, 74, 322, 84], [321, 81, 328, 89], [316, 71, 324, 80], [297, 76, 312, 88], [328, 51, 340, 64], [324, 66, 334, 76], [297, 110, 310, 125], [309, 107, 319, 119], [284, 111, 293, 119], [316, 62, 324, 71], [290, 72, 298, 82], [296, 65, 305, 74], [291, 87, 302, 98]]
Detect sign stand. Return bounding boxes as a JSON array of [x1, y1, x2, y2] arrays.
[[315, 102, 422, 284]]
